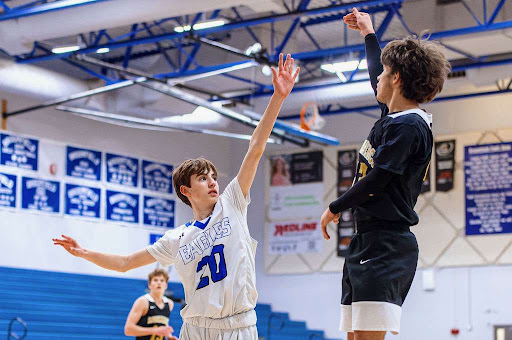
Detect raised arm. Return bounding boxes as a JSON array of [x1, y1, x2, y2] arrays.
[[52, 235, 155, 272], [344, 8, 389, 117], [237, 53, 299, 197]]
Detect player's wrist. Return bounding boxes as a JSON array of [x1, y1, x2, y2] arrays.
[[361, 28, 375, 37]]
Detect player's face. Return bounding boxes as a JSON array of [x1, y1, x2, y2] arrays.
[[188, 169, 219, 206], [148, 275, 168, 294], [376, 65, 394, 104]]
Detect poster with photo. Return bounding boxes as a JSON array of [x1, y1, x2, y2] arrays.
[[336, 150, 357, 257], [268, 151, 323, 220], [435, 140, 455, 192], [1, 133, 38, 171]]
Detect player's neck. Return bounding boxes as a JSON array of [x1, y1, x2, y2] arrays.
[[150, 291, 164, 303], [192, 204, 214, 221], [387, 93, 419, 114]]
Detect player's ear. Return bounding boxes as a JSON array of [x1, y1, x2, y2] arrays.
[[180, 185, 191, 198], [392, 71, 401, 85]]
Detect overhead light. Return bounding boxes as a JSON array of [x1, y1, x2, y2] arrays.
[[245, 42, 262, 56], [174, 19, 226, 33], [335, 71, 347, 83], [156, 105, 224, 126], [321, 59, 368, 73], [261, 65, 272, 77], [96, 47, 110, 54], [52, 45, 80, 54]]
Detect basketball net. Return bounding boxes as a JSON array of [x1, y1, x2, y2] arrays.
[[300, 101, 325, 131]]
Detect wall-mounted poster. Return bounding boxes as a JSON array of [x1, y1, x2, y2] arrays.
[[1, 133, 38, 171], [66, 146, 102, 181], [268, 220, 323, 255], [21, 177, 60, 213], [336, 150, 357, 257], [150, 233, 164, 245], [106, 190, 139, 224], [106, 153, 139, 187], [268, 151, 323, 220], [0, 172, 16, 208], [465, 142, 512, 235], [142, 160, 173, 194], [143, 196, 175, 228], [65, 184, 101, 219], [435, 140, 456, 192]]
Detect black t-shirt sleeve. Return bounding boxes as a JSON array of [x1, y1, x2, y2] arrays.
[[365, 33, 389, 118], [373, 122, 419, 175]]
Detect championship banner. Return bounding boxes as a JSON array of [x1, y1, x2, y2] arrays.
[[268, 220, 323, 255], [106, 153, 139, 187], [65, 184, 101, 219], [465, 142, 512, 235], [150, 233, 164, 245], [66, 146, 102, 181], [0, 172, 16, 208], [143, 196, 175, 228], [142, 160, 173, 194], [1, 133, 38, 171], [435, 140, 455, 192], [268, 151, 323, 220], [336, 150, 357, 257], [21, 177, 60, 213], [106, 190, 139, 224]]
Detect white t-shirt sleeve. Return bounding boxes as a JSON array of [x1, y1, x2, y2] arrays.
[[146, 228, 181, 267], [222, 177, 251, 216]]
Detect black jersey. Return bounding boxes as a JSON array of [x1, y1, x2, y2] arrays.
[[352, 33, 434, 229], [136, 294, 171, 340]]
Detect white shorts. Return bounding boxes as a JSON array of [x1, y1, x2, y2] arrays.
[[180, 310, 258, 340], [339, 302, 402, 335]]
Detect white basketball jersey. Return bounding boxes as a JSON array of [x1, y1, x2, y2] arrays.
[[147, 177, 258, 321]]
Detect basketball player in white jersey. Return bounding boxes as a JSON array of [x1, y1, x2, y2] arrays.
[[53, 53, 299, 340]]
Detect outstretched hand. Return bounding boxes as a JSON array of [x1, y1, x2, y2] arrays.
[[343, 8, 375, 37], [272, 53, 300, 99], [52, 235, 86, 257]]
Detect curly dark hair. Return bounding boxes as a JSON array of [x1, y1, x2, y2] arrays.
[[381, 35, 451, 103], [172, 157, 218, 207]]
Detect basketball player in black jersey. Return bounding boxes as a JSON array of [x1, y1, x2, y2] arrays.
[[124, 269, 178, 340], [320, 8, 451, 340]]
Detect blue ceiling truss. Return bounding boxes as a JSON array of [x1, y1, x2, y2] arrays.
[[3, 0, 512, 119]]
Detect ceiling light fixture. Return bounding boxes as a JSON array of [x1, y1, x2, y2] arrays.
[[174, 19, 226, 33], [321, 59, 368, 73], [96, 47, 110, 54], [51, 45, 80, 54]]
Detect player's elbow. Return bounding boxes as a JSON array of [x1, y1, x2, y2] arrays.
[[124, 324, 133, 336], [118, 256, 132, 273]]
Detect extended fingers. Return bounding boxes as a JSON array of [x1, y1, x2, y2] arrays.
[[278, 53, 284, 73], [322, 224, 330, 240], [292, 66, 300, 81]]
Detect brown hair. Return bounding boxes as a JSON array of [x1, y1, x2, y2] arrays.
[[381, 35, 451, 103], [148, 268, 168, 284], [173, 157, 218, 206]]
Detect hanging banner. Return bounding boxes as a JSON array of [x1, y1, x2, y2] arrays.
[[465, 142, 512, 235], [106, 153, 139, 187], [143, 196, 175, 228], [65, 184, 101, 219], [435, 140, 456, 192], [66, 146, 102, 181], [106, 190, 139, 224], [1, 133, 38, 171], [21, 177, 60, 213], [267, 220, 323, 255], [268, 151, 323, 220], [0, 172, 17, 208], [142, 160, 173, 194], [336, 150, 357, 257]]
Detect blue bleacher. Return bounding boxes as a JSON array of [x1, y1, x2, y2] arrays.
[[0, 266, 337, 339]]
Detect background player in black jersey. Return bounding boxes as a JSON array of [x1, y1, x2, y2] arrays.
[[320, 8, 451, 340], [124, 269, 178, 340]]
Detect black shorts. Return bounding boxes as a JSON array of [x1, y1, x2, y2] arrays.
[[339, 229, 418, 334]]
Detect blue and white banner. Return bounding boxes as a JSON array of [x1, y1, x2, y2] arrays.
[[106, 190, 139, 224], [21, 177, 60, 213], [149, 233, 164, 245], [65, 184, 101, 218], [0, 172, 16, 208], [1, 133, 38, 171], [142, 160, 173, 194], [106, 153, 139, 187], [465, 142, 512, 235], [143, 196, 175, 228], [66, 146, 102, 181]]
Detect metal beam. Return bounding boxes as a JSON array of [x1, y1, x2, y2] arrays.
[[0, 0, 110, 21]]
